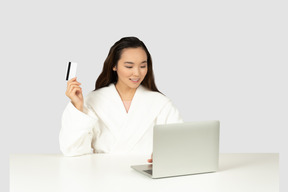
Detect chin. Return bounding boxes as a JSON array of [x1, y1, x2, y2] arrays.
[[128, 84, 140, 89]]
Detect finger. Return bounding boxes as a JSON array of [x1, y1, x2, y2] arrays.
[[67, 81, 81, 89], [66, 85, 81, 97], [67, 77, 81, 87], [68, 87, 82, 101], [67, 81, 81, 91], [70, 85, 82, 94], [67, 77, 77, 84], [147, 153, 153, 163], [67, 80, 81, 88], [71, 87, 82, 96]]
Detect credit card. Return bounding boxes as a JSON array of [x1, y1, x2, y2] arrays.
[[66, 62, 77, 81]]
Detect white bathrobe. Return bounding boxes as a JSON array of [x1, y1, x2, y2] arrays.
[[60, 84, 183, 156]]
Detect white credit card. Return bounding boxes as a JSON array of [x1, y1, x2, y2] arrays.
[[66, 62, 77, 81]]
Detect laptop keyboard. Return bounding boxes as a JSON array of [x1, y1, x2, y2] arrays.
[[143, 169, 153, 175]]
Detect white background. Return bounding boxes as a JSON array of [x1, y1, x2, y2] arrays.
[[1, 0, 286, 191]]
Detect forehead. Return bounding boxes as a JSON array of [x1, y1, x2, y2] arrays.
[[119, 47, 147, 61]]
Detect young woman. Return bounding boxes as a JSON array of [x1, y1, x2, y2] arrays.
[[60, 37, 183, 157]]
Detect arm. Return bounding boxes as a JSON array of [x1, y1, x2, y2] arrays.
[[60, 77, 98, 156], [155, 100, 184, 125], [148, 100, 183, 162], [59, 102, 98, 156]]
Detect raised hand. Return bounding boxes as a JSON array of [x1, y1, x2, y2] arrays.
[[65, 77, 84, 112]]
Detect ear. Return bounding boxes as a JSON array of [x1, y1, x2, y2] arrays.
[[113, 66, 117, 71]]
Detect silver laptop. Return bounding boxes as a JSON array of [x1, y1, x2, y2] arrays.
[[131, 120, 220, 179]]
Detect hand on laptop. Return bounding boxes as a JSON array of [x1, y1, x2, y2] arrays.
[[147, 153, 153, 163]]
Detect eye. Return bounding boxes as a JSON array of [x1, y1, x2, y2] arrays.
[[140, 65, 147, 68], [125, 66, 133, 69]]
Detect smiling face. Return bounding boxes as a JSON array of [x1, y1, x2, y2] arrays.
[[113, 47, 148, 90]]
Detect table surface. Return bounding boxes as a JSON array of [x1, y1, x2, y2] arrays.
[[10, 153, 279, 192]]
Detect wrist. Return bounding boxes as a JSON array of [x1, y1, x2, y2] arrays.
[[71, 101, 83, 112], [76, 105, 83, 112]]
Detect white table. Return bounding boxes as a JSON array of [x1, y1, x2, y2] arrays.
[[10, 153, 279, 192]]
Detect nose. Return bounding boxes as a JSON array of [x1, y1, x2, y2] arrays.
[[133, 67, 140, 76]]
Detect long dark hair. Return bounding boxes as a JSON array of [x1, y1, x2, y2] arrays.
[[94, 37, 160, 93]]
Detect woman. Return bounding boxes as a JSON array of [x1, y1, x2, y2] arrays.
[[60, 37, 183, 157]]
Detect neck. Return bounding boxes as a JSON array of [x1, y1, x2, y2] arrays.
[[115, 82, 137, 101]]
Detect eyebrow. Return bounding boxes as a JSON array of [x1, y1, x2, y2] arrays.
[[124, 61, 147, 64]]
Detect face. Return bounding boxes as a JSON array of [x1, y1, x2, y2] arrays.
[[113, 47, 148, 90]]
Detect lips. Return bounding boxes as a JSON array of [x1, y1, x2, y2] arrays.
[[130, 78, 140, 83]]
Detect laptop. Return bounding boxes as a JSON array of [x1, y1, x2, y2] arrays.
[[131, 120, 220, 179]]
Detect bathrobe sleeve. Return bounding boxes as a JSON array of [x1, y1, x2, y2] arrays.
[[155, 99, 184, 124], [59, 102, 99, 156]]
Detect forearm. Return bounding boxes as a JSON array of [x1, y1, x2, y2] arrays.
[[60, 102, 98, 156]]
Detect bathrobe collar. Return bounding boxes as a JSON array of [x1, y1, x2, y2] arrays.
[[86, 83, 169, 152]]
